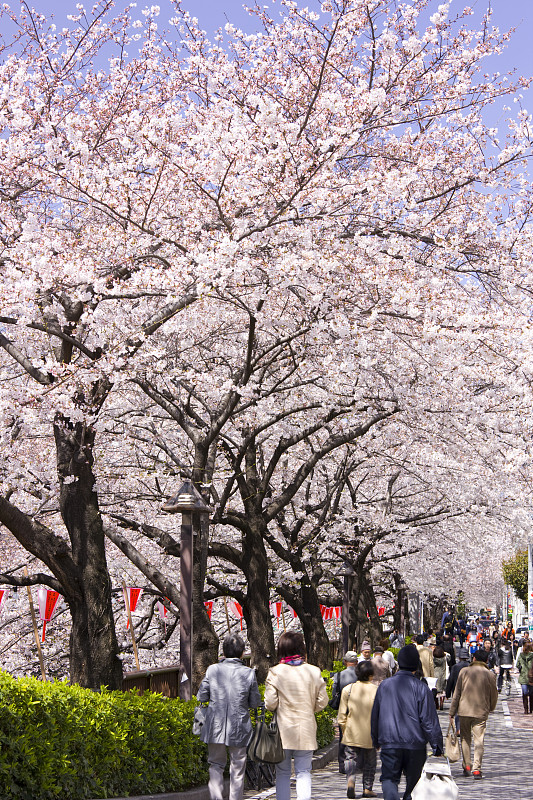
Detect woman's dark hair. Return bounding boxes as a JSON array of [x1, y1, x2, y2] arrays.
[[356, 660, 374, 682], [223, 633, 245, 658], [277, 631, 306, 660], [433, 646, 445, 659], [380, 638, 390, 651], [523, 642, 532, 654]]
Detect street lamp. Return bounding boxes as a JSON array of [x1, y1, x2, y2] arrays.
[[340, 562, 355, 655], [162, 478, 212, 700]]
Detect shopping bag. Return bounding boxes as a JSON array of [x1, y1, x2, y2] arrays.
[[412, 758, 458, 800], [445, 722, 461, 763], [247, 708, 284, 764], [192, 704, 207, 736]]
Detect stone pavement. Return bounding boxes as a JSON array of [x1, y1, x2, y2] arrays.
[[245, 678, 533, 800]]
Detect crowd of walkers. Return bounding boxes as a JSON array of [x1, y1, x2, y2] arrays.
[[194, 615, 532, 800]]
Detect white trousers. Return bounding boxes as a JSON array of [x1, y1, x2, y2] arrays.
[[275, 749, 313, 800], [207, 743, 248, 800]]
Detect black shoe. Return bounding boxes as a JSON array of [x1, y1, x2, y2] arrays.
[[473, 770, 482, 780], [463, 766, 472, 777]]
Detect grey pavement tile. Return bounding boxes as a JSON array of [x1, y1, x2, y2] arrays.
[[246, 687, 532, 800]]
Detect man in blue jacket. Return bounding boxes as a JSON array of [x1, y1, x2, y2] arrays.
[[371, 644, 443, 800]]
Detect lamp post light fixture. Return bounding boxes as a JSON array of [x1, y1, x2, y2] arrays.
[[162, 478, 212, 700]]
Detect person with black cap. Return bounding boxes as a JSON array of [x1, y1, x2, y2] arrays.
[[370, 644, 443, 800]]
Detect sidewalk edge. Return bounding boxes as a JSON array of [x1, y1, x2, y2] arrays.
[[93, 741, 339, 800]]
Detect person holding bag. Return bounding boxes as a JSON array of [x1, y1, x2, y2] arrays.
[[264, 631, 329, 800], [197, 634, 261, 800], [337, 660, 378, 799]]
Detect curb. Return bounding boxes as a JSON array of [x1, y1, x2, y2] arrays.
[[94, 741, 339, 800]]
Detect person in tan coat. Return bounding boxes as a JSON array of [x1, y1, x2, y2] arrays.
[[449, 649, 498, 780], [265, 631, 329, 800], [337, 661, 378, 799], [415, 635, 435, 677]]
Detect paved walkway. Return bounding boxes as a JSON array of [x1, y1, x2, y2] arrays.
[[246, 679, 533, 800]]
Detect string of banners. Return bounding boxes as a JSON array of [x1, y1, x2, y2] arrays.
[[0, 586, 386, 642]]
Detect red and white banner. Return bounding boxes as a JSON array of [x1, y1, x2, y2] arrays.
[[124, 587, 143, 628], [204, 600, 213, 619], [38, 588, 60, 642], [272, 601, 283, 627], [229, 600, 243, 630], [0, 589, 9, 618], [157, 600, 169, 621], [378, 606, 386, 617], [334, 606, 341, 620]]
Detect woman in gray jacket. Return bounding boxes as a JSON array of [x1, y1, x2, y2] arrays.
[[197, 634, 261, 800]]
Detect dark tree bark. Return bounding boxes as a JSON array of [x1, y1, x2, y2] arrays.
[[54, 415, 123, 689]]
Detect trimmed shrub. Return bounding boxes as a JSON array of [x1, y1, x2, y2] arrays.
[[0, 672, 208, 800], [0, 670, 336, 799]]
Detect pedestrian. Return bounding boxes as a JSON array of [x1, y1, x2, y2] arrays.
[[516, 641, 533, 714], [389, 629, 404, 648], [497, 639, 513, 692], [432, 645, 447, 710], [337, 661, 378, 799], [371, 646, 392, 685], [415, 634, 434, 678], [380, 638, 398, 674], [482, 638, 497, 671], [457, 616, 467, 648], [449, 649, 498, 780], [197, 634, 262, 800], [358, 641, 373, 662], [446, 647, 470, 734], [371, 644, 443, 800], [441, 633, 456, 668], [264, 631, 329, 800], [330, 651, 359, 774]]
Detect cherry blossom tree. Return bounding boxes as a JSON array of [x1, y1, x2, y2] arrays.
[[1, 0, 533, 684]]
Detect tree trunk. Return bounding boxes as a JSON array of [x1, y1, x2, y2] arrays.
[[54, 415, 122, 690], [241, 525, 276, 682], [361, 572, 383, 647]]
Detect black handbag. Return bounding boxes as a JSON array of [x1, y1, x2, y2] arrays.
[[247, 707, 284, 764]]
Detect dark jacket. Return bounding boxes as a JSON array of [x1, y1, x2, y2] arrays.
[[333, 665, 359, 694], [446, 660, 469, 698], [498, 647, 514, 667], [197, 658, 262, 746], [442, 638, 456, 668], [370, 670, 443, 752]]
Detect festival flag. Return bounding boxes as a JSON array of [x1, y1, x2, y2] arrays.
[[229, 600, 244, 630], [273, 601, 283, 628], [37, 588, 60, 642], [334, 606, 341, 619], [378, 606, 385, 617], [124, 587, 143, 628], [320, 604, 326, 619], [0, 589, 9, 619], [204, 600, 213, 619], [325, 606, 334, 621]]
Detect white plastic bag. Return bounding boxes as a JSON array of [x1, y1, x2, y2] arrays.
[[412, 759, 458, 800]]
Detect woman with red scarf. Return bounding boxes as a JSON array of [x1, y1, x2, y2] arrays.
[[265, 632, 328, 800]]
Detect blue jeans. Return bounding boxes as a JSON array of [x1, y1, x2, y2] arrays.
[[276, 749, 313, 800], [380, 748, 426, 800]]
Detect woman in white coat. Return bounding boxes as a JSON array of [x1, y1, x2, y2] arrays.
[[264, 631, 329, 800]]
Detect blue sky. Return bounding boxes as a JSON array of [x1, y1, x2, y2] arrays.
[[5, 0, 533, 126]]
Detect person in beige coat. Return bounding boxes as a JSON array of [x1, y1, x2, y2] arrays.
[[337, 661, 378, 799], [449, 649, 498, 780], [264, 631, 328, 800], [415, 635, 435, 677]]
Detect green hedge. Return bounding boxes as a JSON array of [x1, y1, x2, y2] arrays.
[[0, 671, 336, 800], [0, 672, 208, 800]]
